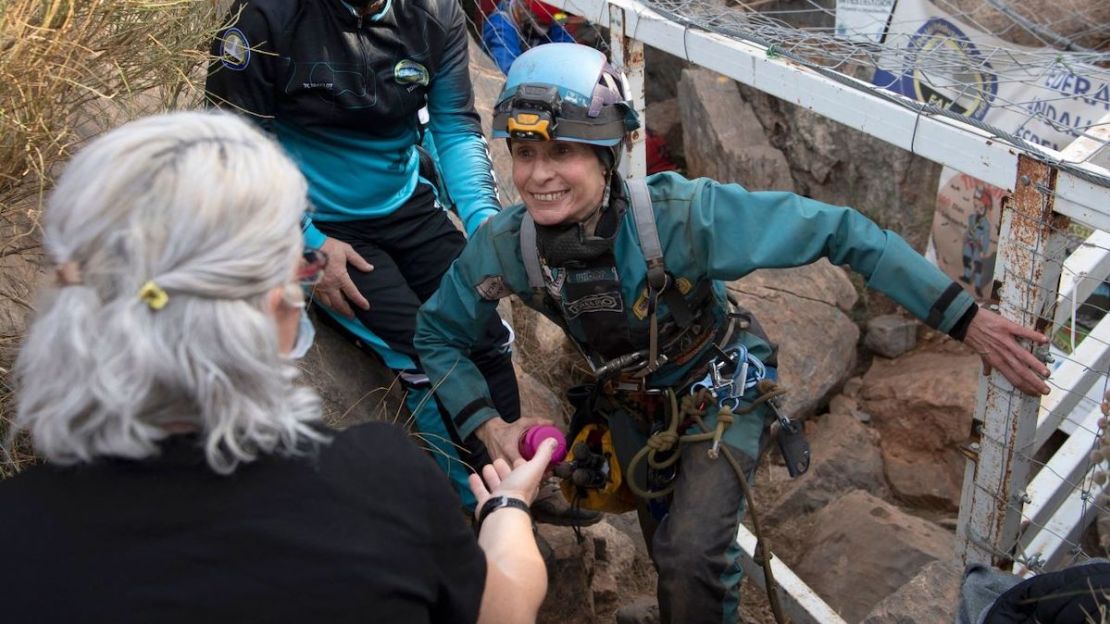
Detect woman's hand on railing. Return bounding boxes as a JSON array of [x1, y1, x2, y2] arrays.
[[963, 307, 1051, 396]]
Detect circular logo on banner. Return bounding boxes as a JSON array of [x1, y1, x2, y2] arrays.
[[904, 18, 997, 121], [220, 28, 251, 71], [393, 59, 430, 87]]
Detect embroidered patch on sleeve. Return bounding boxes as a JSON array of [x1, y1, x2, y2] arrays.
[[220, 28, 251, 71], [476, 275, 511, 300]]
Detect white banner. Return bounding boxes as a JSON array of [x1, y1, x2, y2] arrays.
[[835, 0, 896, 43], [873, 0, 1109, 300]]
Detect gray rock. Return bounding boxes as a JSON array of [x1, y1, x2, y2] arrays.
[[678, 67, 794, 192], [861, 558, 963, 624], [297, 312, 405, 429], [615, 597, 660, 624], [763, 406, 890, 564], [728, 260, 859, 420], [792, 490, 955, 623], [865, 314, 919, 359], [538, 520, 658, 624]]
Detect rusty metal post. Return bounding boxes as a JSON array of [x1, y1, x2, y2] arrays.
[[608, 5, 646, 179], [956, 155, 1065, 567]]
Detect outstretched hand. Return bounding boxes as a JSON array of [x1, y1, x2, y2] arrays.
[[963, 307, 1051, 396], [468, 438, 557, 518]]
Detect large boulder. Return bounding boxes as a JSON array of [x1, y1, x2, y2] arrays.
[[676, 60, 940, 251], [792, 490, 955, 623], [858, 341, 979, 510], [762, 399, 890, 564], [861, 557, 963, 624], [677, 68, 794, 192], [733, 79, 942, 251], [297, 313, 405, 429], [539, 520, 657, 624], [727, 260, 860, 420], [517, 369, 570, 427]]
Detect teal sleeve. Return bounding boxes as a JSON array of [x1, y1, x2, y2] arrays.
[[303, 216, 326, 250], [427, 0, 501, 238], [414, 225, 505, 440], [682, 177, 974, 333]]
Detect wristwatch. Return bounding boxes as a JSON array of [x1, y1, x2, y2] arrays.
[[476, 495, 531, 532]]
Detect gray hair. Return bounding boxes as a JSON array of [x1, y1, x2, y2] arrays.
[[13, 111, 324, 473]]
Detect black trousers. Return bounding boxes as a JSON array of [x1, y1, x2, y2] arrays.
[[315, 183, 521, 435]]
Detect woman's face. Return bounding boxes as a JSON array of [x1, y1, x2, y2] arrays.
[[511, 140, 607, 226]]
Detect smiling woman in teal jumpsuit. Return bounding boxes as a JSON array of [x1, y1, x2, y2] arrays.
[[415, 43, 1051, 624]]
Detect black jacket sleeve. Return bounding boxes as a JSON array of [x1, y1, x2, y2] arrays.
[[204, 0, 281, 131]]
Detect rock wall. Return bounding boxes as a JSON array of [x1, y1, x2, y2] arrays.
[[676, 66, 941, 250]]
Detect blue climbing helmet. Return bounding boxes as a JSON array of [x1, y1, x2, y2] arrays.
[[492, 43, 640, 148]]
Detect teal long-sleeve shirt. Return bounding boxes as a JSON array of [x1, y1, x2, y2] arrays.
[[415, 172, 974, 440]]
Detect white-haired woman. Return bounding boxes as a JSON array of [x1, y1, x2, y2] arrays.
[[0, 111, 549, 624]]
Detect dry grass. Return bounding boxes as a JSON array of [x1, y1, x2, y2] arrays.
[[0, 0, 223, 477], [1, 0, 220, 208]]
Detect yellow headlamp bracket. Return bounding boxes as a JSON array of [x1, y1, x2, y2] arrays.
[[507, 110, 554, 141]]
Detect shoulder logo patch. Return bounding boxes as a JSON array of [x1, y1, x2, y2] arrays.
[[220, 28, 251, 71], [476, 275, 512, 300], [394, 59, 430, 88]]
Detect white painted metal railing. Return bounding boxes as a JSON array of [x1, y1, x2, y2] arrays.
[[543, 0, 1110, 620]]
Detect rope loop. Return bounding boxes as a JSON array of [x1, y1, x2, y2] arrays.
[[647, 430, 679, 451]]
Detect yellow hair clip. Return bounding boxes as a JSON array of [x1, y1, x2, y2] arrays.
[[138, 280, 169, 310]]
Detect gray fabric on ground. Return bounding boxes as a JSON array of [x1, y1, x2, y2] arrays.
[[957, 563, 1022, 624]]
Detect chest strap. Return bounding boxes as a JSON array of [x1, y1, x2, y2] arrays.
[[520, 211, 545, 308], [519, 179, 700, 373]]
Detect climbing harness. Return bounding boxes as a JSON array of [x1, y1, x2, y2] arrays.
[[557, 346, 805, 624], [520, 178, 707, 378]]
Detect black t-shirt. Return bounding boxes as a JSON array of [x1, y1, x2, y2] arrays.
[[0, 422, 485, 623]]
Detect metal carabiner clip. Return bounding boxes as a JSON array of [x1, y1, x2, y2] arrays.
[[690, 371, 715, 396]]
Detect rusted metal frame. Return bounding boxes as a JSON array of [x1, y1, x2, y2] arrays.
[[957, 154, 1066, 568], [608, 5, 646, 179]]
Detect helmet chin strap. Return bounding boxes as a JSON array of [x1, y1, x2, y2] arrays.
[[538, 172, 623, 267]]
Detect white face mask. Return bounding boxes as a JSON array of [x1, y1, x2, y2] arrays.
[[287, 308, 316, 359]]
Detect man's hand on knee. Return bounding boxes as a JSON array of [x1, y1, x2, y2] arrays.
[[316, 236, 373, 318]]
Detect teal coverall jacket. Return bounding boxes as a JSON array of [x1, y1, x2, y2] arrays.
[[415, 172, 975, 441]]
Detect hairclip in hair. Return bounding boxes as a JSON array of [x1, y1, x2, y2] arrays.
[[138, 280, 169, 310], [54, 262, 82, 286]]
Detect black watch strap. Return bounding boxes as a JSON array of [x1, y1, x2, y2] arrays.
[[476, 495, 531, 532]]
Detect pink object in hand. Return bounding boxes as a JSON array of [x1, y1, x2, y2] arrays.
[[518, 425, 567, 464]]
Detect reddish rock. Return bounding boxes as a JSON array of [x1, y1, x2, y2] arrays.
[[517, 369, 570, 428], [861, 557, 963, 624], [764, 405, 890, 560], [793, 490, 955, 623], [538, 520, 657, 624], [859, 345, 979, 510]]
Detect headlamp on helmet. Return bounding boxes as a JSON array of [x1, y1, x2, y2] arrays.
[[505, 85, 560, 141], [492, 43, 640, 148]]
